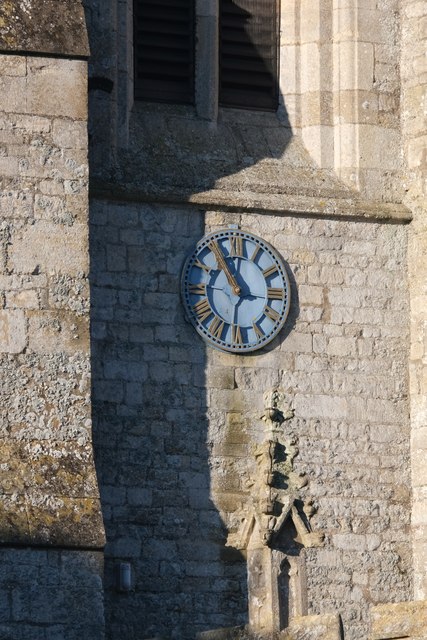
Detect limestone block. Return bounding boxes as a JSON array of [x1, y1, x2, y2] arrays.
[[5, 289, 39, 309], [13, 114, 51, 133], [280, 45, 297, 95], [281, 331, 313, 353], [407, 135, 427, 168], [300, 43, 321, 93], [412, 498, 427, 525], [0, 310, 26, 353], [9, 221, 89, 276], [284, 613, 342, 639], [293, 394, 348, 420], [332, 533, 380, 552], [328, 336, 357, 357], [302, 125, 336, 168], [52, 118, 87, 150], [0, 55, 26, 76], [0, 190, 33, 218], [26, 58, 87, 119], [0, 155, 19, 178], [340, 125, 401, 171], [374, 62, 399, 93], [370, 600, 427, 639], [0, 76, 27, 113], [27, 311, 89, 355], [280, 0, 298, 45], [334, 41, 374, 91], [300, 0, 321, 42], [333, 90, 379, 125], [405, 2, 427, 19]]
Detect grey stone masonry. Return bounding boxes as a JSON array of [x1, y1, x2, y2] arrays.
[[0, 548, 104, 640], [91, 201, 410, 640], [0, 45, 104, 640], [0, 53, 104, 548]]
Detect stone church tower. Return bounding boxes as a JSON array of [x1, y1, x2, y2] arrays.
[[0, 1, 427, 639]]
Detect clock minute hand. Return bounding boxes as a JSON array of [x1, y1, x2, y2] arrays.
[[209, 241, 241, 295]]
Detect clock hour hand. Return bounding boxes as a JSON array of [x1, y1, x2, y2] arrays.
[[209, 241, 241, 296]]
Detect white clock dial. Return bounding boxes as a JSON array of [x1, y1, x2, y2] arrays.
[[181, 228, 291, 353]]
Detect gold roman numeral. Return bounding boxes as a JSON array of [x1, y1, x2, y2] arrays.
[[232, 324, 243, 345], [230, 235, 243, 257], [263, 264, 279, 278], [189, 283, 207, 295], [267, 287, 284, 300], [251, 245, 262, 262], [208, 240, 221, 268], [193, 298, 213, 322], [264, 305, 280, 323], [194, 258, 211, 274], [209, 315, 225, 339], [253, 321, 265, 341]]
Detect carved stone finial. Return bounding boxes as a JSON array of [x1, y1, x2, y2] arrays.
[[227, 389, 324, 552], [261, 388, 295, 426]]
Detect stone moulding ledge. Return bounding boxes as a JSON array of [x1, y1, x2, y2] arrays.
[[0, 0, 89, 58], [90, 182, 412, 225]]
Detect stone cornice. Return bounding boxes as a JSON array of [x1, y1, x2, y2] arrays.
[[0, 0, 89, 59], [90, 181, 412, 224]]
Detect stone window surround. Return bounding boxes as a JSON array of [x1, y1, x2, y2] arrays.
[[116, 0, 286, 142], [115, 0, 400, 202]]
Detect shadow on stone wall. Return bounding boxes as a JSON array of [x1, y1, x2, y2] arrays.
[[85, 2, 300, 638], [89, 203, 252, 639]]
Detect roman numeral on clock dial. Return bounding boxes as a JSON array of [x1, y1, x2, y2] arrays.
[[193, 297, 212, 322], [194, 258, 211, 274], [209, 315, 225, 339], [267, 287, 284, 300], [189, 283, 207, 295], [230, 235, 243, 257], [262, 265, 279, 278], [251, 245, 261, 263], [232, 324, 243, 345], [253, 321, 265, 340], [264, 305, 280, 323]]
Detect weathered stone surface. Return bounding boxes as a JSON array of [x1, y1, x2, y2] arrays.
[[0, 53, 103, 558], [284, 613, 342, 639], [0, 0, 89, 57], [90, 200, 410, 640], [0, 1, 424, 639], [370, 600, 427, 639], [0, 548, 104, 639], [0, 310, 26, 353]]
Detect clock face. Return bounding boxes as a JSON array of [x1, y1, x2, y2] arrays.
[[181, 228, 291, 353]]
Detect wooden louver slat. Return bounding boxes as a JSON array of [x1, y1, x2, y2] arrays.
[[134, 0, 195, 104], [220, 0, 279, 110]]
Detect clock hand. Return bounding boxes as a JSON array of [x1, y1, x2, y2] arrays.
[[209, 241, 241, 296], [244, 292, 266, 299]]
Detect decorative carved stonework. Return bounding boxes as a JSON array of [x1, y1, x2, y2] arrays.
[[227, 389, 324, 552], [226, 389, 324, 637]]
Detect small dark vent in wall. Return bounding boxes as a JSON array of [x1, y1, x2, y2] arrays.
[[134, 0, 195, 104], [220, 0, 279, 110]]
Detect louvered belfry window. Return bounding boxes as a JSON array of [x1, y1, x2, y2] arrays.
[[134, 0, 195, 104], [220, 0, 279, 110]]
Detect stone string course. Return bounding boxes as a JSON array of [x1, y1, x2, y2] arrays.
[[91, 202, 410, 640]]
